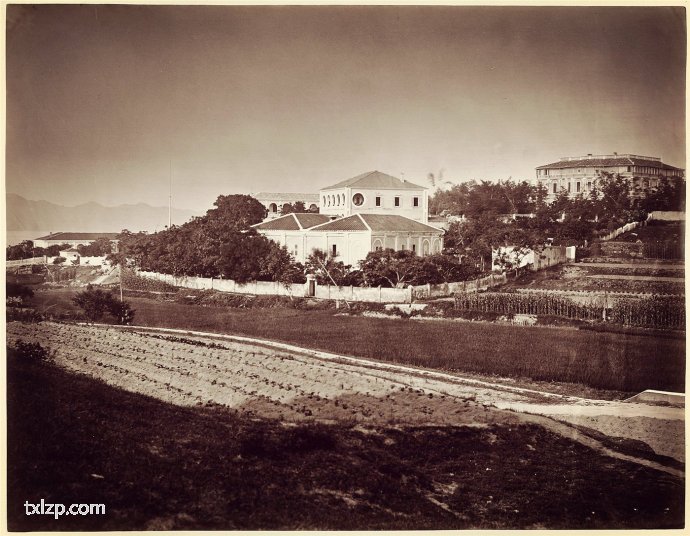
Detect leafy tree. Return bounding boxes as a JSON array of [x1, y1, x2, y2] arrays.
[[72, 285, 135, 324], [7, 282, 34, 301], [420, 254, 480, 283], [279, 201, 308, 215], [597, 172, 633, 223], [259, 242, 307, 285], [358, 249, 421, 288], [77, 237, 113, 257], [44, 243, 71, 257], [208, 194, 268, 229], [6, 240, 35, 261], [305, 249, 355, 286]]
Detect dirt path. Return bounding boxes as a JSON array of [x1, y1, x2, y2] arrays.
[[8, 321, 684, 475]]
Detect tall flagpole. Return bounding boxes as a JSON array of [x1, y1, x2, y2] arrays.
[[168, 160, 172, 229]]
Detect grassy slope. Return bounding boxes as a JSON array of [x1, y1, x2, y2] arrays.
[[7, 355, 684, 530], [26, 289, 685, 393]]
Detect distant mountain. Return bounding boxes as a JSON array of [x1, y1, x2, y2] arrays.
[[6, 194, 200, 233]]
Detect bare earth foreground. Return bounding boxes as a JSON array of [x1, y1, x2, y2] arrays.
[[7, 321, 685, 529]]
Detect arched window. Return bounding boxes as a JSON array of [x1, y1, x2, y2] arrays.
[[269, 203, 277, 213], [373, 239, 383, 252], [309, 204, 318, 212], [422, 240, 430, 255]]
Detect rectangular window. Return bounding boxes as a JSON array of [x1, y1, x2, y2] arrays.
[[413, 197, 419, 207], [627, 166, 632, 172], [576, 182, 580, 193], [412, 244, 416, 254], [553, 183, 557, 194], [331, 244, 337, 257], [394, 197, 400, 207], [375, 196, 381, 207], [567, 183, 571, 192], [587, 181, 592, 190]]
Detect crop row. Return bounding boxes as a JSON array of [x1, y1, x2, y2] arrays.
[[8, 323, 477, 424], [454, 292, 685, 329]]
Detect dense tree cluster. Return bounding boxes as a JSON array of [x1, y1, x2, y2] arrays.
[[112, 195, 306, 285], [305, 248, 479, 288], [76, 238, 114, 257], [6, 241, 70, 261], [434, 173, 685, 269]]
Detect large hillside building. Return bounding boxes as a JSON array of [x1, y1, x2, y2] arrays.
[[253, 171, 443, 266], [535, 153, 684, 201]]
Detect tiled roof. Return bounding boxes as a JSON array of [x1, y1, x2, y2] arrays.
[[308, 214, 444, 233], [360, 214, 444, 233], [321, 171, 425, 191], [34, 232, 120, 241], [252, 213, 330, 231], [294, 213, 331, 228], [536, 155, 684, 171], [253, 192, 320, 203], [252, 214, 301, 231], [309, 215, 369, 232]]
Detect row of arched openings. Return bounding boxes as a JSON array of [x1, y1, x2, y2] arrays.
[[268, 203, 318, 213], [322, 194, 345, 207]]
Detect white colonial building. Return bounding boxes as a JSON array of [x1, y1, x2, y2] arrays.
[[319, 170, 429, 223], [253, 171, 443, 266]]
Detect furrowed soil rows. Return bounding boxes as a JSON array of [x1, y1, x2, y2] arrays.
[[8, 322, 684, 471], [7, 322, 524, 427]]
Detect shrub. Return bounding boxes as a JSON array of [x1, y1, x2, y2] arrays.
[[53, 256, 66, 265], [6, 282, 34, 301], [10, 340, 53, 363], [7, 308, 44, 323], [72, 285, 136, 324]]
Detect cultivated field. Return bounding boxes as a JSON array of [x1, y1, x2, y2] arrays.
[[8, 351, 684, 531], [22, 289, 686, 394], [7, 321, 685, 465]]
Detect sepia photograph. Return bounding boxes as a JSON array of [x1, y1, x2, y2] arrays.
[[5, 3, 686, 531]]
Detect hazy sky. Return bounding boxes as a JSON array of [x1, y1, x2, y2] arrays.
[[6, 5, 686, 213]]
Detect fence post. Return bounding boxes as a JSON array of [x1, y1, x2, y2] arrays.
[[379, 285, 382, 303], [408, 286, 413, 304]]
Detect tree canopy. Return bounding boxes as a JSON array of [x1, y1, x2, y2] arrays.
[[115, 194, 304, 284], [432, 173, 683, 269]]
